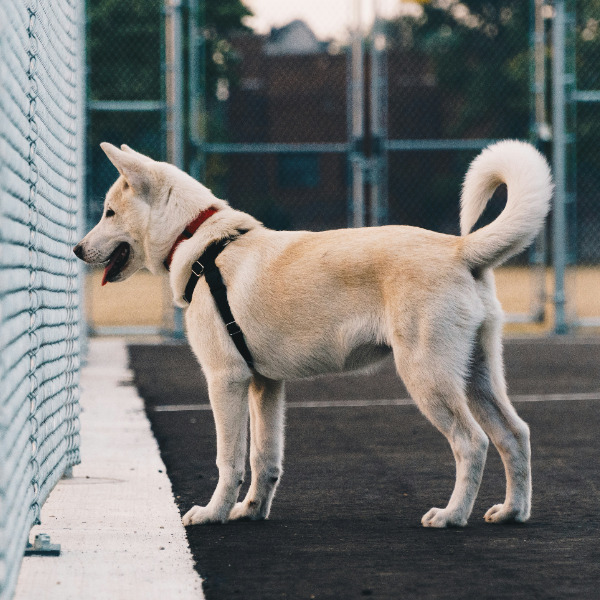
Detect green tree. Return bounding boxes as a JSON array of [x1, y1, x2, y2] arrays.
[[386, 0, 531, 139], [576, 0, 600, 169], [88, 0, 164, 101], [86, 0, 251, 223], [87, 0, 252, 101], [575, 0, 600, 262], [203, 0, 253, 101]]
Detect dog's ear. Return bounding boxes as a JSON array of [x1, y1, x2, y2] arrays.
[[100, 142, 151, 192], [120, 144, 154, 163]]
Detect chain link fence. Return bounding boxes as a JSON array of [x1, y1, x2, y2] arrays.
[[0, 0, 84, 598], [197, 3, 531, 230], [85, 0, 600, 332], [572, 0, 600, 326], [192, 0, 546, 324], [384, 2, 530, 233], [85, 0, 168, 335], [198, 16, 351, 231], [576, 20, 600, 263], [87, 0, 166, 228]]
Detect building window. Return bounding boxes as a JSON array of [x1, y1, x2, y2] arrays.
[[277, 154, 320, 189]]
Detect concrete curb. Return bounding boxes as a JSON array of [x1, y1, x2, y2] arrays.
[[14, 338, 203, 600]]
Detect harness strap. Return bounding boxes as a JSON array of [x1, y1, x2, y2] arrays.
[[183, 231, 254, 369]]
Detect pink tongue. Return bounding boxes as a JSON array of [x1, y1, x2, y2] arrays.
[[102, 248, 122, 286]]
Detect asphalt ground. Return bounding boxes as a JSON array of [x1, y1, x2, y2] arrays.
[[129, 339, 600, 600]]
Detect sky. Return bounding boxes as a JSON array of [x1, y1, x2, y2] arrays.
[[242, 0, 423, 41]]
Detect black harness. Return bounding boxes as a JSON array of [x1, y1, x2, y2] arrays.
[[182, 231, 254, 369]]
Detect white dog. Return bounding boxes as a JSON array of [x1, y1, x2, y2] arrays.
[[74, 140, 552, 528]]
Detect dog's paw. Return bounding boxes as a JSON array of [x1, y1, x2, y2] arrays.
[[421, 507, 467, 528], [484, 503, 529, 524], [229, 500, 267, 521], [182, 504, 228, 526]]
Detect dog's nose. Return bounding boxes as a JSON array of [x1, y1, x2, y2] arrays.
[[73, 243, 84, 259]]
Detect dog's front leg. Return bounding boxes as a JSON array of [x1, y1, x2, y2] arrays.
[[182, 375, 250, 525], [229, 375, 285, 521]]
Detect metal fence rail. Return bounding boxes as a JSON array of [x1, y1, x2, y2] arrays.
[[0, 0, 83, 598]]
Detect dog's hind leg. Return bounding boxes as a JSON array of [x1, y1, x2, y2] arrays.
[[466, 313, 531, 524], [182, 374, 250, 525], [229, 374, 285, 521], [393, 342, 489, 528]]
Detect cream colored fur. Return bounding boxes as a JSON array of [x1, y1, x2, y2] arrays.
[[75, 140, 552, 528]]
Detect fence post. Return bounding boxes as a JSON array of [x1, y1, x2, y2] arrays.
[[528, 0, 550, 323], [551, 0, 568, 334], [165, 0, 185, 169], [188, 0, 206, 183], [369, 0, 388, 226], [165, 0, 186, 338], [348, 0, 365, 228]]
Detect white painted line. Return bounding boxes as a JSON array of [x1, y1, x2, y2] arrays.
[[153, 403, 214, 412], [15, 339, 204, 600], [506, 336, 600, 345], [153, 391, 600, 413], [513, 391, 600, 403], [153, 398, 415, 412]]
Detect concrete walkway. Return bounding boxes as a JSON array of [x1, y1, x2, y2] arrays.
[[14, 338, 203, 600]]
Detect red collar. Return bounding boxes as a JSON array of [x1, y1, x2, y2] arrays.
[[163, 207, 218, 270]]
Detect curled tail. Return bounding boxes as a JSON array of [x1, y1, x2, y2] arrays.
[[461, 140, 553, 271]]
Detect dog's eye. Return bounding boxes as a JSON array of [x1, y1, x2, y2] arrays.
[[105, 209, 115, 218]]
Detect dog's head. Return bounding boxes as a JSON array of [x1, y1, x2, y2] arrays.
[[73, 143, 225, 284]]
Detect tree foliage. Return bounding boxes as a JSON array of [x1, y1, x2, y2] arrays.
[[386, 0, 531, 139], [87, 0, 252, 101], [88, 0, 164, 100], [203, 0, 253, 101], [86, 0, 251, 223]]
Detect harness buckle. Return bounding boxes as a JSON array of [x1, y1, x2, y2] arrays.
[[225, 320, 242, 336], [191, 260, 204, 277]]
